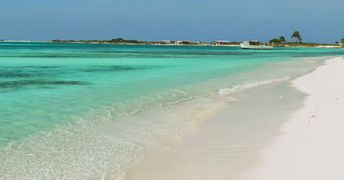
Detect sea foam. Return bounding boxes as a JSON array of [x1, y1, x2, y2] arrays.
[[218, 76, 291, 95]]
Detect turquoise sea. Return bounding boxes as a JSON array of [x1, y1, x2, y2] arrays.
[[0, 42, 343, 178]]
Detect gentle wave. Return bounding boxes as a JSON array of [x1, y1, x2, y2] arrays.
[[218, 76, 291, 95]]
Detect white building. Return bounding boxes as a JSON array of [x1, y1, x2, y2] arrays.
[[175, 40, 193, 45], [213, 40, 231, 46], [160, 40, 172, 44]]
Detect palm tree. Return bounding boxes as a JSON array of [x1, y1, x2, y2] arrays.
[[291, 31, 302, 43], [341, 38, 344, 46], [279, 36, 286, 44]]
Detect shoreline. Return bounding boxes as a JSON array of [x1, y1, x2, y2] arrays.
[[126, 82, 306, 180], [0, 54, 341, 179], [126, 56, 343, 180], [245, 56, 344, 180], [125, 76, 311, 178]]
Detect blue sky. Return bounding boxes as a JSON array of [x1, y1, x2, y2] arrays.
[[0, 0, 343, 43]]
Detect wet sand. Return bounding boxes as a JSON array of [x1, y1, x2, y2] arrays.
[[126, 82, 305, 180], [127, 57, 344, 180]]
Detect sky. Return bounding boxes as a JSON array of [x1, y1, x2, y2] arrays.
[[0, 0, 343, 43]]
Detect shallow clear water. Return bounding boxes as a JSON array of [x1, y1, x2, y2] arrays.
[[0, 42, 343, 178]]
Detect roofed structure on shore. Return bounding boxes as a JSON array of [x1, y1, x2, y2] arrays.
[[213, 40, 231, 46]]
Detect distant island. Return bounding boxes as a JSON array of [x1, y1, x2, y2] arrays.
[[50, 35, 344, 48], [49, 37, 344, 48], [49, 38, 241, 47], [1, 32, 344, 48]]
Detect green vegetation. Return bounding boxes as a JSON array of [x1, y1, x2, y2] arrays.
[[52, 38, 146, 44], [50, 38, 215, 46], [269, 38, 282, 45], [269, 36, 286, 45], [268, 32, 340, 48], [291, 31, 302, 43], [109, 38, 140, 44], [49, 36, 342, 48]]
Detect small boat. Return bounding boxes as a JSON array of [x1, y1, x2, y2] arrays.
[[240, 40, 273, 50]]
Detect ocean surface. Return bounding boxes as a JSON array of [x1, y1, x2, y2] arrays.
[[0, 42, 343, 179]]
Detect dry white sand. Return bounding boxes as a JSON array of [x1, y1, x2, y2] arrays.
[[245, 57, 344, 180]]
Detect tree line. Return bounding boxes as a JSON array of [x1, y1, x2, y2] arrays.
[[270, 31, 343, 47], [269, 31, 302, 45]]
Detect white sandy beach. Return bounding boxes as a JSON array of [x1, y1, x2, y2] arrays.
[[245, 56, 344, 180], [127, 56, 344, 180]]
